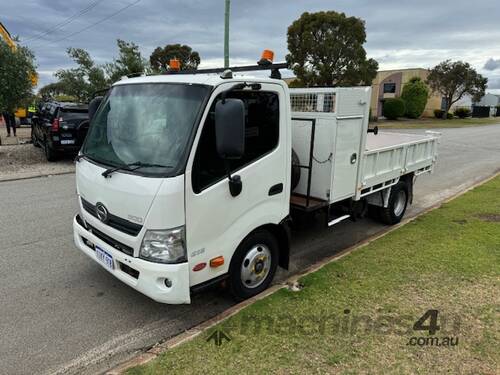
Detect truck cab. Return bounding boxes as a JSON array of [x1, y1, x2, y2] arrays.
[[73, 73, 292, 304]]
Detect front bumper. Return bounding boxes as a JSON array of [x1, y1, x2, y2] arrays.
[[73, 214, 191, 304]]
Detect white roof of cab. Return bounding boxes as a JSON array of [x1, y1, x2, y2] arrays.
[[112, 73, 286, 88]]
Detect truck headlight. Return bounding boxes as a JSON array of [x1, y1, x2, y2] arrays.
[[139, 227, 186, 263]]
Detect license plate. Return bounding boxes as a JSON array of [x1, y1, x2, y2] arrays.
[[95, 246, 114, 270], [60, 139, 75, 145]]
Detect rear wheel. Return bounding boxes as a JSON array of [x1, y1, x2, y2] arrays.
[[378, 181, 409, 225], [228, 230, 279, 301], [44, 138, 58, 161]]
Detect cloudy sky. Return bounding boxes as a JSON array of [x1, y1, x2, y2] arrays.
[[2, 0, 500, 93]]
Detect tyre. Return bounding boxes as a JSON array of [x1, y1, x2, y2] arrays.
[[228, 230, 279, 301], [378, 181, 409, 225], [44, 139, 58, 161], [31, 131, 40, 147]]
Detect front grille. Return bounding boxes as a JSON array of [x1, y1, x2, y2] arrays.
[[81, 198, 143, 236], [86, 223, 134, 256]]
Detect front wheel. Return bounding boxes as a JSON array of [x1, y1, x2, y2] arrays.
[[378, 181, 409, 225], [228, 230, 279, 301]]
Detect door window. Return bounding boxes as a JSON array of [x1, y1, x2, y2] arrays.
[[192, 90, 280, 193]]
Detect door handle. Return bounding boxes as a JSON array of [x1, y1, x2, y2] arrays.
[[350, 153, 357, 164], [268, 183, 283, 196]]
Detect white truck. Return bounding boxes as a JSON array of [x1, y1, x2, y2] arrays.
[[73, 61, 439, 304]]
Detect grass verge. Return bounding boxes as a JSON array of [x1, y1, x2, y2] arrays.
[[127, 177, 500, 375], [375, 117, 500, 129]]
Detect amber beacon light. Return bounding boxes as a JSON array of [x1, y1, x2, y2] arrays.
[[258, 49, 274, 65], [169, 58, 181, 71]]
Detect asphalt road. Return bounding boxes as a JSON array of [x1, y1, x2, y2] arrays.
[[1, 125, 499, 375]]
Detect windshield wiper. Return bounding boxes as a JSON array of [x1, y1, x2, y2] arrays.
[[76, 153, 118, 167], [102, 161, 172, 178]]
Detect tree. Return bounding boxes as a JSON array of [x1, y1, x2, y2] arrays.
[[55, 48, 107, 102], [38, 82, 67, 100], [286, 11, 378, 87], [400, 77, 429, 118], [106, 39, 147, 83], [427, 60, 487, 117], [149, 44, 200, 71], [0, 40, 36, 112]]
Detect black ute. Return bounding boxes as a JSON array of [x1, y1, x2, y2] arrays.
[[31, 101, 89, 161]]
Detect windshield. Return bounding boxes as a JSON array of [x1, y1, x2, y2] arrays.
[[83, 83, 210, 176]]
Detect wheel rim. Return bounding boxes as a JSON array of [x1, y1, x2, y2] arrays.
[[240, 244, 272, 289], [393, 190, 407, 217]]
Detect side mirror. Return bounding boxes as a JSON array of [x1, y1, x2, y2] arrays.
[[215, 98, 245, 197], [215, 98, 245, 159], [88, 96, 103, 122]]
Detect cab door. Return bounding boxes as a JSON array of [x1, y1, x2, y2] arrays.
[[184, 82, 290, 287]]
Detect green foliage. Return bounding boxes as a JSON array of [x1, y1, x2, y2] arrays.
[[286, 11, 378, 87], [400, 77, 429, 118], [54, 94, 77, 102], [55, 48, 107, 102], [454, 107, 471, 118], [0, 40, 37, 112], [105, 39, 147, 82], [46, 39, 146, 103], [434, 109, 453, 119], [149, 44, 200, 72], [287, 79, 305, 88], [427, 60, 487, 114], [382, 98, 406, 120], [38, 82, 67, 100]]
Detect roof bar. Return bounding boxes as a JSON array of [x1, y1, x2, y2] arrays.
[[166, 62, 288, 75]]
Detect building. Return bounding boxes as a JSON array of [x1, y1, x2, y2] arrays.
[[370, 68, 442, 118]]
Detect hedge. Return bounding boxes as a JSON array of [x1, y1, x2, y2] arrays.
[[400, 77, 429, 118], [383, 98, 406, 120]]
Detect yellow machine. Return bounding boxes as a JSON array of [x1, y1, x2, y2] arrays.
[[0, 22, 16, 50]]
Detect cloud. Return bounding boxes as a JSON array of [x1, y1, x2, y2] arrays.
[[487, 78, 500, 89], [484, 58, 500, 71], [1, 0, 500, 90]]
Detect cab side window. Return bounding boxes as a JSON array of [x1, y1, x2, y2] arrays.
[[192, 90, 279, 193]]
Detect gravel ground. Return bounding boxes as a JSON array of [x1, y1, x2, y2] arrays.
[[0, 127, 75, 181]]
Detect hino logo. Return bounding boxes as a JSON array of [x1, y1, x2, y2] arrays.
[[95, 202, 108, 223]]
